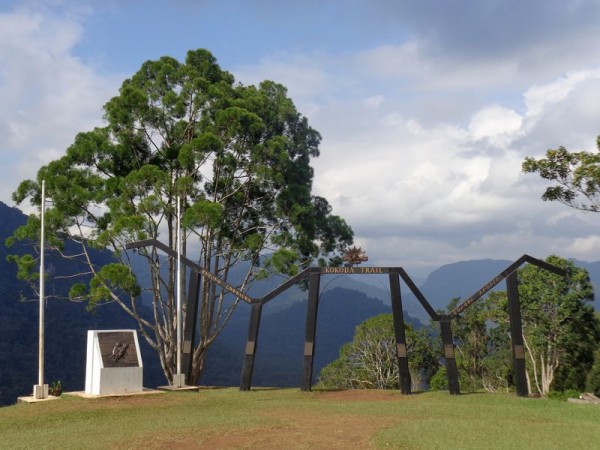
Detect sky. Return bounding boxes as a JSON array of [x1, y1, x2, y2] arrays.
[[2, 0, 600, 276]]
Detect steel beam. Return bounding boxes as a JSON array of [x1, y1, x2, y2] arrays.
[[300, 270, 321, 391], [389, 271, 412, 394], [439, 317, 460, 395], [240, 302, 263, 391], [506, 272, 528, 397]]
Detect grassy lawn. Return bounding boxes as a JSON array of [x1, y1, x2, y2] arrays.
[[1, 389, 599, 449]]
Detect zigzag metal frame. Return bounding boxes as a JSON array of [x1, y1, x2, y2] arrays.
[[125, 238, 434, 393], [125, 239, 566, 397]]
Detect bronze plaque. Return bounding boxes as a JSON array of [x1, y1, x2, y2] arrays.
[[98, 331, 139, 368], [245, 341, 256, 355]]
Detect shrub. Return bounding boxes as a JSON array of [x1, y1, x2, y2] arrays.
[[546, 389, 581, 401], [429, 368, 448, 391], [585, 349, 600, 396]]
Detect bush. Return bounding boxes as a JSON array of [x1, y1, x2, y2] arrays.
[[429, 368, 448, 391], [49, 380, 62, 397], [428, 366, 473, 392], [546, 389, 581, 401], [586, 349, 600, 396]]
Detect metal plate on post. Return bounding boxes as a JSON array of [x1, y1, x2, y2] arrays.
[[304, 342, 313, 356], [513, 344, 525, 359], [245, 341, 256, 355], [444, 344, 455, 359], [396, 343, 407, 358]]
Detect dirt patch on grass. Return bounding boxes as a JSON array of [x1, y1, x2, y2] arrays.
[[152, 390, 399, 449], [315, 389, 403, 402]]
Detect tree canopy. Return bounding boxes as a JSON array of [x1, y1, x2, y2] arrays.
[[8, 49, 353, 383], [316, 313, 439, 391], [522, 136, 600, 212]]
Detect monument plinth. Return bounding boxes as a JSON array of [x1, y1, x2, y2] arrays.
[[85, 330, 143, 396]]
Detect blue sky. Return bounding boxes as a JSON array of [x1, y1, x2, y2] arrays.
[[2, 0, 600, 275]]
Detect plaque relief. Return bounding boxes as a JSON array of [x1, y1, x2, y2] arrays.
[[98, 331, 139, 368]]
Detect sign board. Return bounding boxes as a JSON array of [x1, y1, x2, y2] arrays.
[[85, 330, 143, 395]]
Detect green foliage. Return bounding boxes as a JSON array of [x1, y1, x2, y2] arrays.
[[5, 254, 38, 282], [523, 136, 600, 212], [317, 313, 438, 390], [546, 389, 582, 401], [49, 380, 63, 397], [428, 367, 448, 391], [8, 48, 353, 384], [446, 296, 512, 392], [586, 349, 600, 396]]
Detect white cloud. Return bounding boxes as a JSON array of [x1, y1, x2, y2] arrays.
[[524, 70, 600, 118], [566, 236, 600, 260], [468, 105, 523, 146], [0, 5, 119, 204], [364, 95, 384, 108]]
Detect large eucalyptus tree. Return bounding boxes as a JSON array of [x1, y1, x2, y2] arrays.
[[9, 49, 353, 383]]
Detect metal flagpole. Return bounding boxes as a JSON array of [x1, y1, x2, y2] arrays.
[[175, 195, 184, 387], [34, 180, 48, 399]]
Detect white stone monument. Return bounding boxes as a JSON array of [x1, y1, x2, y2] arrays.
[[85, 330, 143, 396]]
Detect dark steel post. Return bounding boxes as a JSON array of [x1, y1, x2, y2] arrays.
[[389, 271, 412, 394], [240, 302, 263, 391], [301, 271, 321, 391], [506, 271, 528, 397], [183, 272, 201, 383], [439, 317, 460, 395]]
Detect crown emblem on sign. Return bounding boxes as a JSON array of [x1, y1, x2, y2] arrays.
[[342, 246, 368, 265]]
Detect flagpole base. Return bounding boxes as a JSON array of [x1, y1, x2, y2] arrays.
[[172, 373, 186, 388], [33, 384, 48, 399]]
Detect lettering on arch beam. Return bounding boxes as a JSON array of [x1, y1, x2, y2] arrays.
[[321, 266, 389, 275]]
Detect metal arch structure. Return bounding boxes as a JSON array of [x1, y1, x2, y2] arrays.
[[125, 239, 436, 394], [243, 266, 439, 394], [124, 239, 566, 398]]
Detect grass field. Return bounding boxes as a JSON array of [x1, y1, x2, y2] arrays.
[[1, 389, 599, 449]]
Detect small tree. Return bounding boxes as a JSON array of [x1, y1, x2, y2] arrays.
[[447, 297, 512, 392], [522, 136, 600, 212], [8, 49, 353, 384], [317, 314, 438, 391]]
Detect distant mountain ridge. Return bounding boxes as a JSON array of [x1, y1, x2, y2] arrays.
[[1, 201, 599, 405]]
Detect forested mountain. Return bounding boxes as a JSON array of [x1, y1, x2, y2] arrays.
[[201, 287, 413, 387]]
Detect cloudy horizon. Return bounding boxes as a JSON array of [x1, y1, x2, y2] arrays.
[[2, 0, 600, 276]]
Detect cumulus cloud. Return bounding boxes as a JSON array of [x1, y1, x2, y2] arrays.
[[468, 106, 523, 146], [242, 52, 600, 271]]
